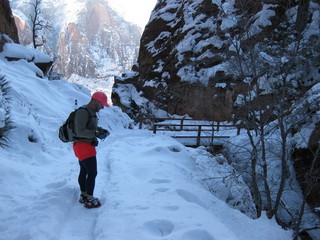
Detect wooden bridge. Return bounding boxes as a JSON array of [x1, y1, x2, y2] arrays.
[[139, 118, 239, 147]]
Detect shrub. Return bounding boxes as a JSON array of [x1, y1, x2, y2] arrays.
[[0, 74, 14, 147]]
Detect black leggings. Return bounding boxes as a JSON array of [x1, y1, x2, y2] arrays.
[[78, 156, 97, 196]]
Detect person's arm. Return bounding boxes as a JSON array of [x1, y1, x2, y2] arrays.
[[74, 109, 96, 138]]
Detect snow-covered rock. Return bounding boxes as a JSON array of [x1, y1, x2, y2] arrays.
[[112, 0, 320, 122]]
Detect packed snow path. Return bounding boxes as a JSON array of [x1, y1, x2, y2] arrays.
[[93, 133, 239, 240], [56, 132, 290, 240], [60, 133, 239, 240], [1, 128, 292, 240]]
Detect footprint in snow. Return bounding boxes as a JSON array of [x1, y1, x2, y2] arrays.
[[176, 189, 208, 209], [155, 187, 169, 192], [151, 145, 182, 153], [181, 229, 215, 240], [143, 219, 175, 237], [163, 205, 179, 211], [148, 178, 171, 184], [131, 205, 149, 210], [168, 145, 182, 152], [45, 181, 66, 189]]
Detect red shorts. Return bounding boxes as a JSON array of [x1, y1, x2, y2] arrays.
[[73, 142, 96, 161]]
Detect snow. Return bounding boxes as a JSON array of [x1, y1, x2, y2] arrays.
[[107, 0, 158, 28], [215, 82, 227, 88], [3, 42, 53, 63], [149, 1, 180, 24], [143, 80, 158, 87], [113, 83, 144, 107], [146, 31, 172, 54], [290, 82, 320, 149], [0, 42, 295, 239], [220, 0, 238, 31], [248, 4, 277, 36], [303, 6, 320, 40], [221, 17, 237, 30], [196, 36, 224, 52], [68, 74, 115, 103], [58, 0, 86, 27], [0, 108, 5, 128]]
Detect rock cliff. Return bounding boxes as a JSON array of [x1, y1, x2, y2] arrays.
[[112, 0, 320, 121], [0, 0, 19, 44], [55, 0, 141, 78], [10, 0, 141, 79]]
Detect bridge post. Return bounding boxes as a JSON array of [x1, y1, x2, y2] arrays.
[[180, 119, 184, 130], [197, 126, 201, 146]]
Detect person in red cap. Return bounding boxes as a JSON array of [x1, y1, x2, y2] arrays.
[[72, 91, 110, 208]]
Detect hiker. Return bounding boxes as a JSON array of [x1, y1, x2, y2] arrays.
[[73, 91, 110, 208]]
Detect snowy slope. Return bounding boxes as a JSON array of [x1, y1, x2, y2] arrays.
[[0, 42, 292, 239]]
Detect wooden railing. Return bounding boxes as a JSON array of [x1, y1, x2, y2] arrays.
[[139, 118, 236, 146]]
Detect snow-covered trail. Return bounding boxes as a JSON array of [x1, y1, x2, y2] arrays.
[[79, 132, 239, 240], [58, 194, 99, 240], [53, 132, 237, 240], [55, 131, 291, 240], [0, 128, 292, 240]]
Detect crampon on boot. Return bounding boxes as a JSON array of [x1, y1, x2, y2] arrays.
[[79, 194, 88, 204], [84, 197, 101, 208]]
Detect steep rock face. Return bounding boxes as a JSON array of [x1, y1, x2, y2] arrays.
[[134, 0, 233, 120], [56, 0, 141, 78], [0, 0, 19, 44], [10, 0, 141, 79], [13, 15, 31, 46], [112, 0, 320, 121]]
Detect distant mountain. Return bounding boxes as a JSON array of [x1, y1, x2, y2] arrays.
[[10, 0, 141, 81]]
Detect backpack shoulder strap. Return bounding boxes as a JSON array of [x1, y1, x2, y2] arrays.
[[76, 106, 92, 125]]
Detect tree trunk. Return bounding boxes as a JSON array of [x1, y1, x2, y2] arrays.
[[295, 0, 310, 33], [260, 122, 273, 217], [247, 129, 262, 217], [272, 114, 288, 218]]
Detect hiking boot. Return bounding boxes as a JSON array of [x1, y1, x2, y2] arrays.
[[84, 197, 101, 208], [79, 194, 88, 204]]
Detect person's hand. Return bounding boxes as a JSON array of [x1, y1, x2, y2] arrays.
[[91, 138, 99, 146], [96, 127, 110, 140], [97, 132, 107, 139]]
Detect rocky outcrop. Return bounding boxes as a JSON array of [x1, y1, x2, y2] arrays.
[[112, 0, 320, 121], [13, 14, 32, 46], [56, 0, 141, 78], [0, 0, 19, 44], [10, 0, 141, 79]]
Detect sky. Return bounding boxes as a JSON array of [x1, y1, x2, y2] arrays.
[[0, 41, 296, 240], [107, 0, 158, 28]]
